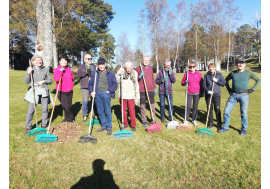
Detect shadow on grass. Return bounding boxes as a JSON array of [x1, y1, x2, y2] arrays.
[[70, 159, 119, 189]]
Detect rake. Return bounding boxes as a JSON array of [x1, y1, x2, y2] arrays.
[[113, 63, 133, 140], [178, 60, 192, 131], [35, 76, 62, 143], [27, 60, 47, 136], [196, 71, 216, 138]]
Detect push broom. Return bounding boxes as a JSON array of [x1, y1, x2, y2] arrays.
[[139, 63, 162, 133], [163, 68, 179, 129], [27, 60, 47, 136], [78, 66, 98, 144], [113, 63, 133, 140], [196, 71, 216, 137], [35, 76, 62, 143], [178, 60, 192, 131]]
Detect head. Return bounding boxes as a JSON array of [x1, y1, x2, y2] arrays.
[[59, 55, 68, 67], [189, 60, 197, 72], [236, 58, 246, 72], [208, 63, 216, 74], [84, 54, 92, 66], [97, 57, 106, 71], [143, 55, 150, 66], [31, 54, 43, 67], [124, 61, 133, 73], [164, 59, 171, 70]]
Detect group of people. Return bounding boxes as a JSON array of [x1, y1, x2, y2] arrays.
[[24, 54, 261, 137]]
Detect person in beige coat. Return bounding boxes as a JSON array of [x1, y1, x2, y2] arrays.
[[116, 61, 140, 131]]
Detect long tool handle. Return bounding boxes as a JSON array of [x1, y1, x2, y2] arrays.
[[88, 66, 98, 134], [140, 63, 155, 122], [184, 60, 189, 122], [29, 60, 38, 127], [47, 76, 62, 134], [121, 63, 124, 127], [163, 68, 174, 121], [205, 71, 216, 127]]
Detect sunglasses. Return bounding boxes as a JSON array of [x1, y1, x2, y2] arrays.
[[86, 58, 92, 60], [189, 66, 195, 68]]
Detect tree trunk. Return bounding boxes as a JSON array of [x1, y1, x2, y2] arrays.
[[154, 24, 159, 73], [195, 28, 197, 62], [52, 4, 58, 69]]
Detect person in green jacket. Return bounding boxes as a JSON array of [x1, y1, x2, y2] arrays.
[[218, 58, 261, 136]]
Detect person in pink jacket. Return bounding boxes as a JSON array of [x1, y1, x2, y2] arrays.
[[54, 55, 75, 123], [181, 60, 204, 126]]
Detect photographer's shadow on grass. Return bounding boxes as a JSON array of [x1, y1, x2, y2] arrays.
[[70, 159, 119, 189]]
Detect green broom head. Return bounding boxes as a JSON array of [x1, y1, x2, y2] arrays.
[[87, 119, 100, 127], [113, 130, 133, 140], [27, 127, 47, 136], [196, 128, 214, 137], [35, 134, 58, 143]]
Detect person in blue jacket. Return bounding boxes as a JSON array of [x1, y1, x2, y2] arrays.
[[203, 63, 225, 130], [88, 57, 118, 136]]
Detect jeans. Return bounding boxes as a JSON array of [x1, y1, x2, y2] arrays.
[[159, 94, 174, 119], [95, 91, 112, 129], [223, 93, 249, 131], [81, 89, 97, 119]]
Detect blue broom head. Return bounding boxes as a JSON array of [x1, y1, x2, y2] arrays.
[[87, 119, 100, 127], [35, 134, 58, 143], [196, 128, 214, 137], [113, 130, 133, 140], [27, 127, 47, 136]]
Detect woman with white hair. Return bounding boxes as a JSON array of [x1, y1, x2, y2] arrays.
[[24, 54, 53, 134]]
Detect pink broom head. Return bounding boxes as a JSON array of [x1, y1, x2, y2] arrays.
[[147, 123, 163, 133]]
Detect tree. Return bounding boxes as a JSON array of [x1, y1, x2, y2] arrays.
[[252, 10, 261, 68], [134, 49, 144, 68], [116, 32, 133, 66], [137, 9, 146, 56]]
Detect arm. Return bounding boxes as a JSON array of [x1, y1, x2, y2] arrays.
[[76, 65, 87, 78], [88, 71, 95, 94], [108, 73, 118, 93], [216, 72, 225, 87], [71, 71, 74, 81], [54, 68, 63, 82], [44, 69, 52, 85], [136, 66, 142, 82], [116, 69, 121, 83], [24, 67, 31, 84], [151, 67, 156, 89], [200, 75, 204, 94], [225, 72, 233, 93], [181, 73, 187, 86], [169, 71, 176, 83], [155, 71, 163, 85], [203, 74, 209, 92], [248, 70, 261, 90], [134, 71, 140, 102]]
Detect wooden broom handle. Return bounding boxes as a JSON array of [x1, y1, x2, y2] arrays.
[[205, 71, 216, 127]]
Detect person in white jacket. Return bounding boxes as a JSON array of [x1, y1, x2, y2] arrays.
[[116, 61, 140, 131]]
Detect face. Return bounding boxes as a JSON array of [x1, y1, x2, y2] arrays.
[[208, 66, 216, 74], [164, 62, 171, 70], [143, 57, 150, 66], [98, 63, 106, 71], [59, 58, 67, 67], [34, 58, 43, 67], [84, 54, 92, 65], [189, 64, 196, 72], [236, 62, 246, 71], [125, 65, 133, 73]]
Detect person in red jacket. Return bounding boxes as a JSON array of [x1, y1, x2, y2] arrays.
[[54, 55, 75, 123], [181, 60, 204, 126]]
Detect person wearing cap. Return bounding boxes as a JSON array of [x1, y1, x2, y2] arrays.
[[76, 54, 97, 122], [88, 57, 118, 136], [181, 60, 204, 126], [203, 63, 225, 130], [54, 55, 75, 123], [218, 58, 261, 136], [135, 55, 157, 128], [116, 61, 140, 131], [155, 59, 176, 123]]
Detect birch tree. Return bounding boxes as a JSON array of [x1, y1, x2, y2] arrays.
[[137, 9, 146, 56]]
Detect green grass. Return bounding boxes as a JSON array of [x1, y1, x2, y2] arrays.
[[9, 67, 261, 188]]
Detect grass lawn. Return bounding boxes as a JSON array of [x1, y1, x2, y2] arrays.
[[9, 62, 261, 188]]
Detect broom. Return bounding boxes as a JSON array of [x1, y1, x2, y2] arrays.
[[113, 63, 133, 140], [196, 71, 216, 137], [178, 60, 192, 131], [35, 76, 62, 143], [139, 63, 162, 133], [27, 60, 47, 136]]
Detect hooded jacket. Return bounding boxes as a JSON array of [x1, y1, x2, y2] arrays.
[[203, 71, 225, 96], [155, 69, 176, 94], [54, 65, 74, 92]]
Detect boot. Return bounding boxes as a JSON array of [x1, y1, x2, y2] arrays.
[[207, 122, 213, 129], [161, 117, 166, 123], [25, 128, 31, 135]]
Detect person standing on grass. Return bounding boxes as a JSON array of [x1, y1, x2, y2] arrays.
[[89, 57, 118, 136], [24, 54, 54, 134], [54, 55, 75, 123], [76, 54, 97, 123], [116, 61, 140, 131], [218, 58, 261, 136], [155, 59, 176, 123], [181, 60, 204, 126], [203, 63, 225, 130], [135, 55, 157, 128]]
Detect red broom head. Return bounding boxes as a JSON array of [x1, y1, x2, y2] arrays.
[[147, 123, 163, 133]]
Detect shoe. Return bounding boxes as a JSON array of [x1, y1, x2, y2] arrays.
[[83, 116, 87, 123], [142, 122, 147, 128], [183, 121, 188, 125], [25, 128, 31, 134], [217, 124, 222, 131], [168, 117, 172, 121], [218, 128, 228, 133], [41, 126, 46, 129], [131, 127, 136, 132], [192, 120, 197, 126], [107, 129, 112, 136], [161, 117, 166, 123], [97, 127, 107, 133], [240, 129, 246, 136], [120, 126, 127, 131]]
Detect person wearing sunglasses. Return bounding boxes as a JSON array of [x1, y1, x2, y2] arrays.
[[76, 54, 97, 123], [181, 60, 204, 126]]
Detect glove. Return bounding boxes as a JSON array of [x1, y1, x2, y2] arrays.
[[229, 90, 234, 95], [168, 68, 172, 75], [199, 93, 204, 98], [135, 96, 140, 106], [154, 89, 157, 96], [185, 79, 189, 84], [245, 88, 255, 94], [119, 67, 125, 75], [87, 69, 91, 75], [60, 67, 65, 71], [139, 71, 145, 78], [212, 77, 218, 83], [162, 76, 167, 82], [208, 91, 214, 95]]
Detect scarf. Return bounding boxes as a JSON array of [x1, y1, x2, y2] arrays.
[[123, 69, 136, 84]]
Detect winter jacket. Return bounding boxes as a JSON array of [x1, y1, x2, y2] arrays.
[[76, 63, 96, 89], [54, 65, 74, 92], [203, 71, 225, 96], [88, 68, 118, 99], [155, 69, 176, 94], [181, 70, 204, 94], [135, 65, 156, 92]]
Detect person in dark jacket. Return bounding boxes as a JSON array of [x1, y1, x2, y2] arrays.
[[89, 58, 118, 136], [155, 59, 176, 123], [76, 54, 97, 122], [203, 63, 225, 130]]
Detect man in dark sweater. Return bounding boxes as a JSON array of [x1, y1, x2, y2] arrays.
[[219, 58, 261, 136], [135, 55, 157, 128]]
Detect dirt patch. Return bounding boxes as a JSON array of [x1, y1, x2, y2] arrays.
[[48, 122, 84, 143]]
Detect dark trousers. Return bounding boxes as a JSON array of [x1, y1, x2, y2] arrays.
[[205, 94, 222, 125], [186, 94, 200, 121], [57, 91, 74, 122]]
